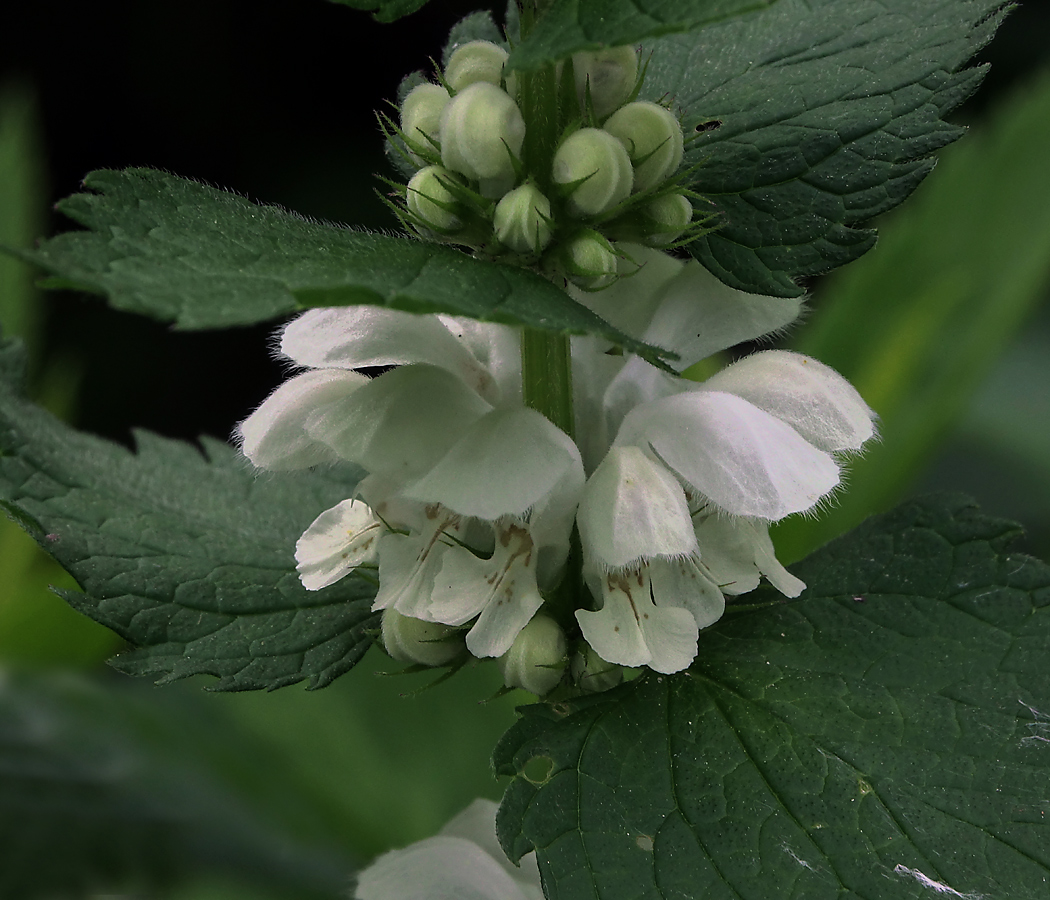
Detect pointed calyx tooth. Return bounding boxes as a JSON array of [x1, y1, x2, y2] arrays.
[[499, 614, 568, 695]]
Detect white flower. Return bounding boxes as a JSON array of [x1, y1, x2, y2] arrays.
[[237, 306, 583, 658], [566, 248, 876, 672], [355, 799, 543, 900], [238, 244, 874, 677]]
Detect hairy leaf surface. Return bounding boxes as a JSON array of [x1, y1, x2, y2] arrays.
[[0, 339, 377, 691], [10, 169, 673, 368], [496, 495, 1050, 899], [641, 0, 1007, 295]]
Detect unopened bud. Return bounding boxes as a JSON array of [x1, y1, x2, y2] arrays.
[[571, 642, 624, 693], [604, 101, 684, 193], [499, 614, 567, 695], [445, 41, 509, 92], [643, 193, 693, 246], [382, 608, 465, 667], [561, 229, 618, 291], [400, 83, 450, 159], [493, 183, 553, 254], [440, 82, 525, 198], [406, 166, 463, 234], [572, 46, 638, 119], [552, 128, 633, 218]]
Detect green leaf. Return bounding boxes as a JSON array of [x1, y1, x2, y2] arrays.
[[508, 0, 777, 72], [495, 494, 1050, 899], [0, 338, 379, 691], [775, 66, 1050, 562], [8, 168, 674, 369], [0, 670, 351, 899], [323, 0, 430, 23], [639, 0, 1007, 296]]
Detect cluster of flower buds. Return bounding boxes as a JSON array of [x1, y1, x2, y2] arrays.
[[386, 40, 709, 290]]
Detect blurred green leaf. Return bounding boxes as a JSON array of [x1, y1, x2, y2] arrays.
[[9, 168, 675, 369], [0, 670, 352, 899], [0, 83, 120, 666], [209, 650, 521, 859], [0, 83, 44, 354], [496, 494, 1050, 900], [775, 67, 1050, 562], [508, 0, 777, 71], [641, 0, 1005, 296], [0, 338, 378, 691]]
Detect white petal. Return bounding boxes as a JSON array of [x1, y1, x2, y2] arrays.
[[308, 365, 492, 484], [568, 244, 685, 342], [617, 390, 840, 519], [642, 262, 802, 370], [282, 307, 500, 403], [577, 446, 696, 570], [295, 499, 382, 591], [440, 800, 543, 899], [354, 835, 532, 900], [237, 369, 367, 470], [649, 556, 726, 629], [601, 355, 683, 443], [576, 571, 698, 674], [405, 408, 583, 521], [702, 351, 875, 452], [373, 514, 460, 619], [437, 316, 522, 407], [748, 519, 807, 598], [428, 523, 545, 657], [692, 513, 762, 596]]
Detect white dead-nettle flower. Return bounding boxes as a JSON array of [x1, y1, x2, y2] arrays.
[[354, 798, 542, 900], [238, 307, 583, 660], [237, 245, 874, 678], [568, 247, 876, 673]]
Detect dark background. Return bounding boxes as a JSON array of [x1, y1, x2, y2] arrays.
[[2, 0, 1049, 446]]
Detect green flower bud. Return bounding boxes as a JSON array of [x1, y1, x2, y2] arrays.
[[406, 165, 462, 234], [499, 614, 568, 695], [571, 642, 624, 693], [440, 82, 525, 198], [382, 608, 465, 667], [552, 127, 633, 218], [493, 183, 553, 255], [400, 83, 450, 159], [603, 101, 684, 193], [643, 192, 693, 246], [561, 229, 618, 291], [445, 40, 509, 92], [572, 46, 638, 119]]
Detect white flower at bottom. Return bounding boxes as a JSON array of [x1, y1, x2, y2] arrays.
[[355, 799, 542, 900], [294, 498, 382, 591]]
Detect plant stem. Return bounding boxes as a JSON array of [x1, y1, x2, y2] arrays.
[[521, 327, 574, 440]]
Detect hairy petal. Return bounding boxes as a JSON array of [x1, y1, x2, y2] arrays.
[[282, 307, 502, 404], [617, 390, 840, 519], [308, 364, 492, 484], [404, 407, 584, 522], [702, 350, 875, 453], [642, 262, 802, 370], [237, 369, 367, 471], [577, 446, 696, 571], [576, 571, 698, 673], [295, 498, 382, 591]]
